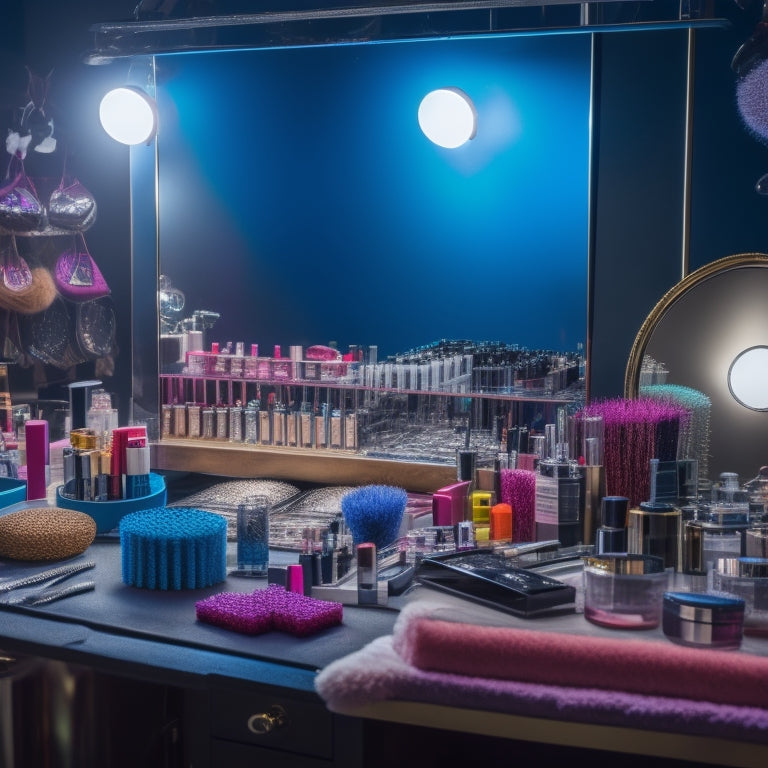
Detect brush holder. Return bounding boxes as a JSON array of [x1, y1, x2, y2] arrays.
[[0, 478, 27, 510], [120, 506, 228, 590], [56, 472, 167, 534]]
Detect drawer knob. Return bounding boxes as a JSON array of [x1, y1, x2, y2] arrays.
[[247, 705, 287, 735]]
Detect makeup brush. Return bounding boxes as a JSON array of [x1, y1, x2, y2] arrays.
[[340, 484, 407, 549]]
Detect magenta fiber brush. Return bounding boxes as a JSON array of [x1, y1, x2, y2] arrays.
[[499, 469, 536, 542], [341, 484, 407, 549], [577, 398, 688, 508]]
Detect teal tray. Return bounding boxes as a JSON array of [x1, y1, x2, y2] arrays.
[[56, 472, 167, 534], [0, 477, 27, 510]]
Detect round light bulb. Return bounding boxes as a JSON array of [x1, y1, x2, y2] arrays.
[[99, 87, 157, 145], [728, 345, 768, 410], [418, 87, 477, 149]]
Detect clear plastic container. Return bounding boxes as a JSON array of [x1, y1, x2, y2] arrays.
[[583, 553, 669, 629]]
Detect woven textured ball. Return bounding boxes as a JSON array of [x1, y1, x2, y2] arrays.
[[0, 506, 96, 561], [120, 506, 228, 590]]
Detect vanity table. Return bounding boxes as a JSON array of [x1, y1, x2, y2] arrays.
[[1, 533, 767, 768]]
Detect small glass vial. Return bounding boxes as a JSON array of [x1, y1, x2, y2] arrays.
[[201, 407, 215, 440], [215, 406, 228, 440], [244, 402, 260, 444], [235, 495, 270, 577], [187, 404, 201, 439], [229, 404, 243, 443]]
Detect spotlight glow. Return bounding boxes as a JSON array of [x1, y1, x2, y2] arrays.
[[99, 87, 157, 145], [728, 345, 768, 410], [418, 88, 477, 149]]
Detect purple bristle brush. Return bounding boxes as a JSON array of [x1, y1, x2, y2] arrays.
[[576, 398, 688, 508], [500, 469, 536, 542]]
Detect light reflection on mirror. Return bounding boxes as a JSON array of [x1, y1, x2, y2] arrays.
[[728, 346, 768, 411]]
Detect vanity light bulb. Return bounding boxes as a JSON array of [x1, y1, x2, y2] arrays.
[[418, 88, 477, 149], [99, 87, 157, 145], [728, 345, 768, 410]]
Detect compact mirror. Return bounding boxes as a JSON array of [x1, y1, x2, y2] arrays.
[[625, 253, 768, 484]]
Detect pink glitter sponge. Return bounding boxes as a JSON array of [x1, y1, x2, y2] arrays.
[[195, 584, 343, 637]]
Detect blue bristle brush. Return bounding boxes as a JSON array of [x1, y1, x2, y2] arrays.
[[341, 485, 408, 549]]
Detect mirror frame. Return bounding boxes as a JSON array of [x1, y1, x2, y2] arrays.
[[624, 252, 768, 483], [624, 252, 768, 398]]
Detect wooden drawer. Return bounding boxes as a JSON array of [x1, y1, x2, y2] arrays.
[[209, 688, 334, 760], [210, 738, 333, 768]]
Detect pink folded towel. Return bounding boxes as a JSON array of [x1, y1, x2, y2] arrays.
[[394, 614, 768, 709]]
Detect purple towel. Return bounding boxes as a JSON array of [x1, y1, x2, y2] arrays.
[[314, 597, 768, 745]]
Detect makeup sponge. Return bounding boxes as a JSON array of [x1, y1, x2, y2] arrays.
[[120, 506, 228, 590], [341, 484, 407, 548], [0, 506, 96, 561], [196, 584, 343, 637]]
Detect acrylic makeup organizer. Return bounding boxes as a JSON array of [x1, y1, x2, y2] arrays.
[[158, 341, 585, 477]]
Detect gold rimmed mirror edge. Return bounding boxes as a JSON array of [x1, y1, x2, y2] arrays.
[[624, 252, 768, 398]]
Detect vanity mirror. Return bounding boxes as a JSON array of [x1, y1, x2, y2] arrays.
[[625, 253, 768, 485]]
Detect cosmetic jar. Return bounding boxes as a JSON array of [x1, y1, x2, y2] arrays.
[[627, 501, 681, 571], [712, 557, 768, 637], [583, 553, 668, 629], [662, 591, 745, 650], [683, 478, 750, 581]]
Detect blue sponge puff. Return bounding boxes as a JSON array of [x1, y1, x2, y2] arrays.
[[341, 484, 407, 549], [120, 506, 228, 590]]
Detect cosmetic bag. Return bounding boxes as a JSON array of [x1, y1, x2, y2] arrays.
[[53, 233, 110, 301], [0, 160, 45, 233]]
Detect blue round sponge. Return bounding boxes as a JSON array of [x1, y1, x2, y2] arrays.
[[120, 506, 228, 590]]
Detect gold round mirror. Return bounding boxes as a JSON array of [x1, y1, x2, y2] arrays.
[[625, 253, 768, 485]]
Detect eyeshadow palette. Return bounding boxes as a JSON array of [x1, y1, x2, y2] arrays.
[[416, 549, 577, 617]]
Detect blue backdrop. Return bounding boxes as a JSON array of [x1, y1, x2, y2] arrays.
[[153, 32, 591, 360]]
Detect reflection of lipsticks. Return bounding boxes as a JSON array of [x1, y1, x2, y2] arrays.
[[357, 542, 378, 605]]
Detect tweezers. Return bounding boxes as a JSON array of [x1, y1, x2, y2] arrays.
[[4, 580, 96, 607], [0, 560, 96, 594]]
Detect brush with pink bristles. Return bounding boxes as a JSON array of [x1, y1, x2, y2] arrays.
[[499, 469, 536, 542]]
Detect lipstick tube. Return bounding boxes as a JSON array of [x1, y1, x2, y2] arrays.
[[357, 542, 378, 605], [124, 444, 151, 499], [24, 419, 49, 501]]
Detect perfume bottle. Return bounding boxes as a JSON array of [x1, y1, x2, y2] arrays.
[[684, 472, 750, 583], [534, 409, 586, 548]]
